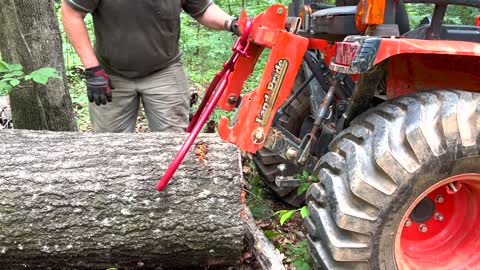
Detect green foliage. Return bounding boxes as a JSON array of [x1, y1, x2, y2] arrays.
[[300, 205, 309, 218], [264, 229, 284, 240], [67, 73, 90, 130], [246, 161, 274, 219], [0, 60, 61, 95], [283, 240, 312, 270], [275, 205, 309, 225], [405, 3, 479, 28], [296, 170, 319, 196]]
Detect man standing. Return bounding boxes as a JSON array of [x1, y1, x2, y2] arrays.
[[61, 0, 239, 132]]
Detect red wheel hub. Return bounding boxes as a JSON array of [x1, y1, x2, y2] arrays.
[[395, 174, 480, 270]]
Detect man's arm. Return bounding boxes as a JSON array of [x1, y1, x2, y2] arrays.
[[61, 0, 99, 69], [194, 4, 235, 31]]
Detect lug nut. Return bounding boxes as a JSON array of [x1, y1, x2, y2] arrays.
[[418, 224, 428, 233], [404, 219, 412, 227], [434, 212, 444, 222], [435, 195, 444, 203], [285, 147, 298, 161]]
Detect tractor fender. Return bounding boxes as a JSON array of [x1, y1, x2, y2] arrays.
[[330, 36, 480, 74]]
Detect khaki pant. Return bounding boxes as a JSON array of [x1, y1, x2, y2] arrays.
[[89, 62, 190, 133]]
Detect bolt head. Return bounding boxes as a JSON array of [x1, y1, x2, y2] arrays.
[[337, 104, 346, 112], [227, 96, 237, 104], [404, 219, 412, 227], [434, 212, 444, 221], [252, 129, 265, 144], [435, 195, 444, 203], [418, 224, 428, 233], [277, 163, 286, 171], [285, 148, 298, 161]]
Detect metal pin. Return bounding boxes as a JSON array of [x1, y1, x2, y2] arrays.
[[404, 219, 412, 227], [448, 182, 461, 193]]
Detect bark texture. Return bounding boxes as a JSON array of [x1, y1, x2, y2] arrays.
[[244, 206, 286, 270], [0, 0, 77, 131], [0, 96, 11, 129], [0, 130, 243, 269]]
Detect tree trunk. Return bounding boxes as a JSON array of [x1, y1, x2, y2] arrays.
[[0, 0, 77, 131], [0, 130, 243, 269]]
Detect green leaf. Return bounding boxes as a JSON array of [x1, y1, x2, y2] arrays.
[[10, 70, 24, 77], [300, 206, 309, 219], [25, 75, 32, 80], [9, 79, 20, 87], [293, 260, 311, 270], [264, 230, 283, 240], [302, 170, 309, 179], [279, 210, 296, 225], [9, 64, 23, 71], [3, 71, 23, 78], [0, 82, 13, 95], [29, 67, 61, 85], [310, 174, 319, 182], [297, 183, 311, 195], [0, 60, 10, 72], [37, 67, 61, 78]]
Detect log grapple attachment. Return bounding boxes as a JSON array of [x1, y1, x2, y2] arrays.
[[157, 5, 308, 190]]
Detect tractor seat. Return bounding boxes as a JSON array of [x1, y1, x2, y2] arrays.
[[311, 6, 360, 41]]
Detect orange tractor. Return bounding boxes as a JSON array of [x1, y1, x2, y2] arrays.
[[160, 0, 480, 269]]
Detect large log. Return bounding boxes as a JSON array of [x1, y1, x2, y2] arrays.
[[0, 130, 243, 269]]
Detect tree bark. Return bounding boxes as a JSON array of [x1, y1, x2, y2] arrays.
[[0, 130, 243, 269], [0, 0, 77, 131], [0, 96, 11, 129], [244, 203, 286, 270]]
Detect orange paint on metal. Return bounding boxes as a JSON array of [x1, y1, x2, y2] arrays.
[[218, 5, 308, 153], [375, 38, 480, 65], [217, 43, 264, 111], [307, 38, 337, 66], [386, 54, 480, 98]]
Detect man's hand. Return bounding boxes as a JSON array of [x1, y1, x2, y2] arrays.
[[85, 66, 113, 106]]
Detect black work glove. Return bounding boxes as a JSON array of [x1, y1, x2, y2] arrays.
[[229, 18, 241, 37], [85, 66, 113, 106]]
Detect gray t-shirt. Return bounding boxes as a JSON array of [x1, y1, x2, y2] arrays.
[[66, 0, 213, 78]]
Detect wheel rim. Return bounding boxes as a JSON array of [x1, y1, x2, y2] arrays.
[[395, 173, 480, 270]]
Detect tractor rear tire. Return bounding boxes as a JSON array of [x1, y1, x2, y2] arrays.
[[305, 90, 480, 269], [252, 67, 312, 207]]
